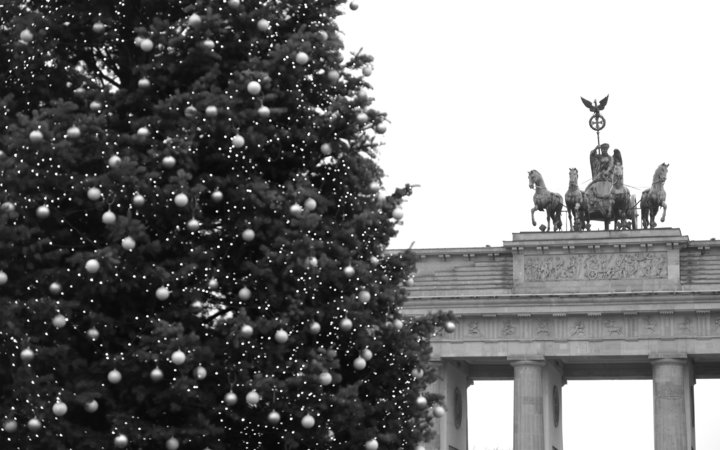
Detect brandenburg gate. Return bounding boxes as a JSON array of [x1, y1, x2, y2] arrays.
[[406, 228, 720, 450]]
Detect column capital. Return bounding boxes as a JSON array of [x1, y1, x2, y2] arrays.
[[649, 355, 688, 365], [508, 355, 545, 367]]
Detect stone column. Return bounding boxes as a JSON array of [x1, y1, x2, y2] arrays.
[[512, 360, 546, 450], [652, 358, 690, 450]]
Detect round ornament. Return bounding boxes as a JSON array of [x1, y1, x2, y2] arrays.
[[108, 369, 122, 384], [306, 256, 318, 268], [84, 399, 99, 413], [166, 437, 179, 450], [444, 321, 457, 333], [375, 122, 387, 134], [295, 51, 310, 65], [301, 414, 315, 429], [87, 327, 100, 340], [187, 218, 200, 231], [49, 282, 62, 295], [257, 105, 271, 118], [0, 202, 15, 212], [136, 126, 150, 138], [289, 203, 303, 216], [52, 313, 68, 329], [245, 389, 260, 406], [268, 410, 281, 424], [67, 125, 81, 138], [162, 155, 177, 169], [241, 228, 255, 242], [27, 417, 41, 432], [208, 278, 219, 289], [343, 265, 355, 277], [36, 205, 50, 219], [102, 210, 117, 225], [357, 112, 369, 124], [121, 236, 136, 250], [433, 405, 446, 418], [171, 350, 186, 365], [304, 197, 317, 211], [150, 367, 164, 381], [188, 13, 202, 27], [174, 193, 189, 207], [365, 438, 379, 450], [0, 271, 6, 285], [327, 70, 340, 83], [411, 368, 424, 379], [194, 365, 207, 380], [202, 39, 215, 50], [90, 100, 102, 111], [184, 105, 198, 117], [52, 401, 68, 417], [416, 395, 428, 408], [3, 419, 18, 433], [211, 190, 223, 202], [362, 66, 373, 77], [360, 348, 373, 360], [247, 81, 262, 96], [20, 347, 34, 363], [224, 391, 238, 406], [318, 371, 332, 386], [257, 19, 270, 32], [369, 256, 380, 266], [393, 319, 404, 330], [133, 194, 146, 206], [240, 324, 253, 338], [318, 30, 329, 41], [87, 187, 102, 201], [85, 258, 100, 274], [274, 329, 289, 344], [139, 38, 154, 52], [137, 77, 150, 88], [114, 434, 129, 448], [108, 154, 122, 167], [308, 321, 321, 335], [205, 105, 218, 117], [92, 22, 105, 33], [320, 143, 332, 156], [228, 0, 240, 8], [238, 286, 252, 301], [155, 286, 170, 301], [369, 181, 381, 192], [339, 317, 353, 332], [392, 207, 404, 220], [358, 290, 371, 304], [231, 134, 245, 148], [349, 1, 359, 10], [20, 28, 34, 43], [353, 356, 367, 370]]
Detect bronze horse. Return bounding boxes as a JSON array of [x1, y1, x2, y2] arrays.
[[529, 169, 563, 231], [565, 168, 589, 231], [610, 163, 636, 230], [641, 163, 669, 229]]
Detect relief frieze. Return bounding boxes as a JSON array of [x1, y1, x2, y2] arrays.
[[524, 252, 668, 282]]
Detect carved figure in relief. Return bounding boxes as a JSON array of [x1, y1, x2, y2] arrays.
[[678, 317, 693, 334], [502, 320, 516, 336], [536, 319, 550, 336], [603, 319, 623, 336], [565, 168, 589, 231], [644, 316, 658, 334], [714, 318, 720, 329], [641, 163, 669, 229], [569, 321, 585, 336], [528, 169, 564, 232], [468, 321, 482, 336]]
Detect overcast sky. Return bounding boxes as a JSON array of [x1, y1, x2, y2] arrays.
[[338, 1, 720, 449]]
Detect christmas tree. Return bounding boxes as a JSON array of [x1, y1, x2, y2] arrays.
[[0, 1, 453, 449]]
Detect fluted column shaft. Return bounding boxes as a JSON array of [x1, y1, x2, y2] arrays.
[[512, 360, 545, 450], [652, 358, 688, 450]]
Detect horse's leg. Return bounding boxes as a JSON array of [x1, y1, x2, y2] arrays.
[[531, 206, 538, 226], [660, 201, 667, 222]]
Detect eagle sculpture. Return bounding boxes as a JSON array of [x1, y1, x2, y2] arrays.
[[581, 95, 609, 114]]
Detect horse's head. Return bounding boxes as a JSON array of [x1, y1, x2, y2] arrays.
[[568, 168, 578, 183], [528, 170, 541, 189], [613, 163, 623, 177], [654, 163, 669, 183]]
